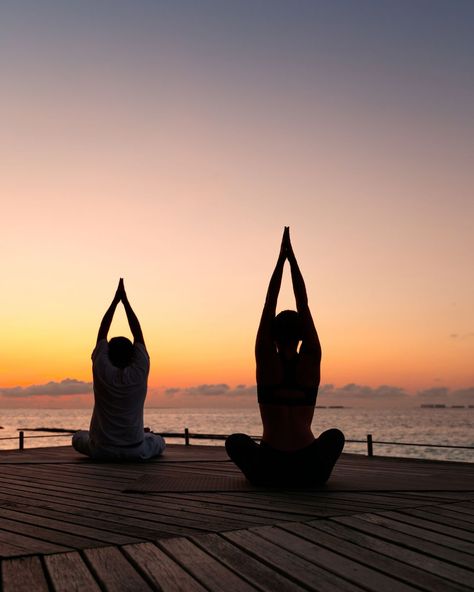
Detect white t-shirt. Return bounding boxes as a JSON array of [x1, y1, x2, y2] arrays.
[[89, 339, 150, 448]]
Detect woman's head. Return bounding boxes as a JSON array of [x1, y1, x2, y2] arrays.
[[272, 310, 302, 350], [108, 337, 134, 368]]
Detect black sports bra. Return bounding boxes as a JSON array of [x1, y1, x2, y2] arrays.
[[257, 355, 318, 406]]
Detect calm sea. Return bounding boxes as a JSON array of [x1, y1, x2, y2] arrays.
[[1, 407, 473, 463]]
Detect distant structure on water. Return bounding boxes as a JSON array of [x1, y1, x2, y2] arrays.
[[316, 406, 346, 409], [420, 404, 471, 408], [420, 404, 447, 408]]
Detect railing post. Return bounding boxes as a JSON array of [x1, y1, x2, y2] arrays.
[[184, 427, 190, 446], [367, 434, 373, 457], [19, 431, 24, 451]]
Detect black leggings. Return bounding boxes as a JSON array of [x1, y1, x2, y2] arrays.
[[225, 429, 345, 486]]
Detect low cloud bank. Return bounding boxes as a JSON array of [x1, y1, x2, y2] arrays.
[[0, 379, 92, 398], [320, 384, 474, 406], [162, 382, 411, 406], [2, 379, 473, 407], [164, 384, 256, 399], [159, 382, 474, 407], [318, 384, 410, 406], [417, 386, 474, 405]]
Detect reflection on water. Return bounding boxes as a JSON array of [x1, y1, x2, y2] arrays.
[[1, 407, 473, 462]]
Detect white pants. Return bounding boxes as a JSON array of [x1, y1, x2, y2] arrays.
[[72, 430, 166, 461]]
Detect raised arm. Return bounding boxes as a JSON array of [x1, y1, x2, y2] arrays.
[[96, 280, 122, 344], [120, 280, 145, 346], [255, 228, 289, 355], [286, 231, 321, 357]]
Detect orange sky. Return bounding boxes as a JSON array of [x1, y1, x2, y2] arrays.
[[1, 2, 473, 408]]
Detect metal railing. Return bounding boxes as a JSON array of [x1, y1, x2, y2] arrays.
[[0, 428, 472, 457]]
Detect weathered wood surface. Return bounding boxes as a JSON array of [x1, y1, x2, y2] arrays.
[[0, 444, 473, 591]]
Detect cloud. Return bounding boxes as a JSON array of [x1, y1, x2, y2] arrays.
[[0, 379, 92, 398], [417, 387, 449, 400], [416, 386, 474, 405], [232, 385, 257, 397], [181, 384, 231, 397], [452, 387, 474, 399], [163, 388, 181, 397], [164, 384, 256, 398], [161, 382, 429, 407], [450, 387, 474, 404], [319, 383, 409, 401], [450, 332, 474, 340]]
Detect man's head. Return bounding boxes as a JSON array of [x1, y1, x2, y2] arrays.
[[108, 337, 134, 368], [272, 310, 301, 355]]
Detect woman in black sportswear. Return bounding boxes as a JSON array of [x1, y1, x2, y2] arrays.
[[225, 227, 344, 486]]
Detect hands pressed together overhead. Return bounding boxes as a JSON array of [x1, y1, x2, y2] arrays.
[[99, 277, 145, 345], [114, 278, 127, 304], [279, 226, 295, 262]]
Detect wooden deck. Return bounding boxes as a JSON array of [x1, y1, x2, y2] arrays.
[[0, 444, 473, 591]]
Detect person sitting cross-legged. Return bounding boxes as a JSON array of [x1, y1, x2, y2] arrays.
[[226, 228, 344, 486], [72, 278, 165, 461]]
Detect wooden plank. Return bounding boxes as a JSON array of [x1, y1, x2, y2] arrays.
[[439, 502, 474, 518], [163, 491, 318, 520], [160, 484, 320, 512], [309, 517, 472, 592], [0, 503, 141, 546], [84, 546, 153, 592], [361, 491, 469, 504], [287, 520, 470, 592], [191, 532, 308, 592], [0, 491, 157, 540], [44, 551, 102, 592], [123, 542, 207, 592], [333, 515, 474, 587], [0, 509, 113, 549], [0, 528, 70, 556], [228, 494, 383, 515], [1, 555, 49, 592], [360, 511, 474, 555], [0, 468, 280, 529], [136, 495, 268, 525], [159, 492, 314, 521], [253, 524, 418, 592], [250, 489, 414, 510], [0, 477, 237, 535], [3, 464, 135, 492], [383, 491, 474, 502], [0, 485, 200, 539], [400, 507, 474, 531], [223, 528, 364, 591], [0, 538, 32, 558], [158, 536, 258, 592]]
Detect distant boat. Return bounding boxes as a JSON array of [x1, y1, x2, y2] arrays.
[[420, 404, 446, 408], [315, 405, 346, 409]]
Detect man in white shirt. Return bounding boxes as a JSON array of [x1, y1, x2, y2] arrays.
[[72, 279, 165, 461]]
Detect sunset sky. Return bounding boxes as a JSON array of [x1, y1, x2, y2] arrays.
[[1, 1, 473, 407]]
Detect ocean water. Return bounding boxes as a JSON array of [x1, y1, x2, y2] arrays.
[[1, 407, 473, 463]]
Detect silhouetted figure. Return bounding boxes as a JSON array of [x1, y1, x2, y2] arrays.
[[72, 279, 165, 461], [226, 228, 344, 486]]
